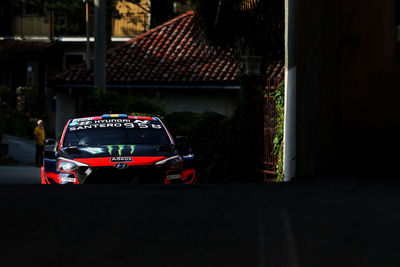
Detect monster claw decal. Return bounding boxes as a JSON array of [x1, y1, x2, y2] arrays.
[[105, 145, 136, 156], [107, 146, 113, 155], [118, 145, 124, 156]]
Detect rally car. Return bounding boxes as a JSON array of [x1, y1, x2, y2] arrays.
[[41, 114, 195, 184]]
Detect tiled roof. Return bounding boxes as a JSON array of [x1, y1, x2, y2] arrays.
[[265, 61, 285, 86], [54, 11, 283, 85]]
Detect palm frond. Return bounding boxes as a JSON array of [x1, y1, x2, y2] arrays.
[[192, 0, 284, 64]]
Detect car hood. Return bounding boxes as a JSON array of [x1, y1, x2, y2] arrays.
[[58, 144, 176, 159]]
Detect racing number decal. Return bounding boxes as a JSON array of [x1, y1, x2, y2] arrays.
[[69, 119, 162, 131]]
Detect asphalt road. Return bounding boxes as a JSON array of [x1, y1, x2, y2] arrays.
[[1, 136, 400, 266], [0, 166, 41, 184], [1, 181, 400, 267], [0, 135, 41, 184], [2, 134, 35, 165]]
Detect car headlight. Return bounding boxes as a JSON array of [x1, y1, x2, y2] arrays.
[[58, 158, 88, 172], [154, 155, 182, 170]]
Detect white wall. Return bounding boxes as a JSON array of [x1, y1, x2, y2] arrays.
[[54, 87, 239, 137], [160, 90, 238, 116]]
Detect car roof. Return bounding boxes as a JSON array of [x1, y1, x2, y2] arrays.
[[70, 114, 158, 122]]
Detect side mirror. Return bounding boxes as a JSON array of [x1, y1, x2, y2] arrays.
[[175, 136, 192, 155], [43, 148, 56, 159], [45, 139, 56, 145], [44, 139, 56, 159]]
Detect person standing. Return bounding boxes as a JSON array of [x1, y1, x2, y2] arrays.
[[33, 119, 45, 167]]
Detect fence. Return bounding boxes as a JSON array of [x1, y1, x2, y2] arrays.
[[263, 62, 284, 178]]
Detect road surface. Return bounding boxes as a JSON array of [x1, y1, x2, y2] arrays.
[[0, 181, 400, 267], [0, 135, 41, 183], [1, 137, 399, 266], [2, 134, 35, 164], [0, 166, 41, 184]]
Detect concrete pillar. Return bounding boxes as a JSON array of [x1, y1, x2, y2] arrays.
[[294, 0, 340, 178], [283, 0, 296, 181], [94, 0, 106, 91]]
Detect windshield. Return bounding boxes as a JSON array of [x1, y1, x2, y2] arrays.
[[62, 118, 171, 147]]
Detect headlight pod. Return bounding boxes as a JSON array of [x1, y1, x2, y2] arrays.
[[154, 155, 182, 170], [57, 157, 89, 172], [59, 160, 78, 172]]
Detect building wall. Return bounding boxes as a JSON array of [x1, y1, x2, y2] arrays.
[[113, 0, 150, 37], [157, 90, 237, 116], [124, 88, 238, 117], [295, 0, 400, 178], [54, 86, 239, 136], [55, 89, 77, 138], [11, 15, 48, 36]]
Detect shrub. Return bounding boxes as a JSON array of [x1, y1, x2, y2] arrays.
[[0, 95, 3, 142], [272, 82, 284, 181], [79, 88, 166, 117], [79, 89, 251, 183], [0, 86, 13, 141], [164, 111, 248, 183]]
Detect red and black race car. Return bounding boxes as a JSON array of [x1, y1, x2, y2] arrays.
[[41, 114, 195, 184]]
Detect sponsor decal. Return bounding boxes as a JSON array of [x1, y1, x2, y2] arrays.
[[61, 177, 76, 183], [72, 117, 94, 122], [111, 157, 133, 162], [167, 174, 181, 180], [94, 119, 131, 123], [68, 119, 162, 131]]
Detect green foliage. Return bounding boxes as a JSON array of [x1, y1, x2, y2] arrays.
[[0, 86, 14, 142], [24, 87, 47, 118], [0, 95, 3, 143], [130, 98, 165, 117], [78, 88, 253, 183], [0, 85, 53, 140], [163, 111, 200, 136], [14, 114, 36, 139], [79, 88, 165, 117], [164, 111, 248, 183], [192, 0, 284, 59], [272, 81, 284, 181]]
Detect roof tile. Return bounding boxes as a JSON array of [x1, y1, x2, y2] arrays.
[[54, 11, 283, 85]]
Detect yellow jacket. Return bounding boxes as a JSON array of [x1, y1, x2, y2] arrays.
[[34, 126, 45, 145]]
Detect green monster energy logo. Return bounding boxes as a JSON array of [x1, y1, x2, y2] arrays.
[[106, 145, 135, 156]]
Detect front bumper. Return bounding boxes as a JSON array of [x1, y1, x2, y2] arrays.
[[43, 165, 195, 184]]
